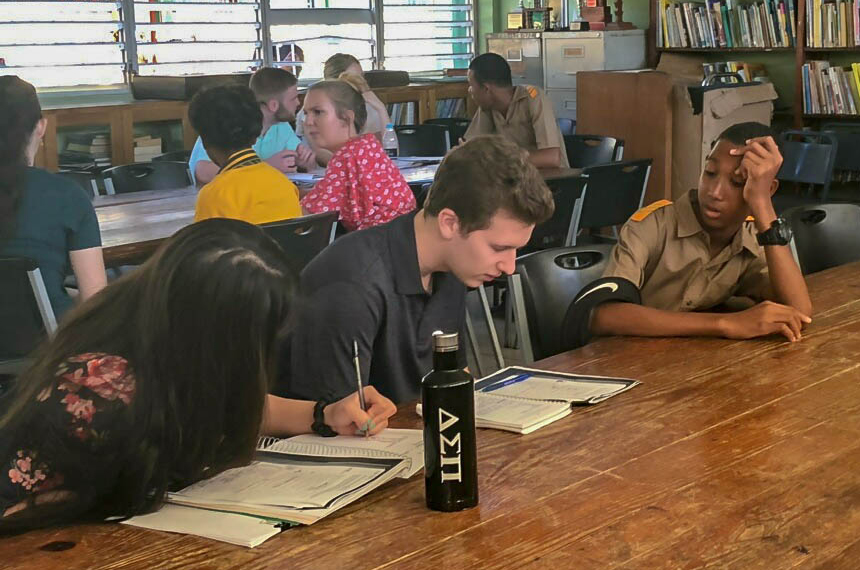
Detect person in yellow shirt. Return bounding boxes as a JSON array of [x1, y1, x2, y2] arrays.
[[189, 84, 302, 224]]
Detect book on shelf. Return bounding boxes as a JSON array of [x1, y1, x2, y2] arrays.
[[807, 0, 859, 47], [133, 135, 163, 162], [703, 60, 771, 83], [802, 60, 860, 115], [417, 366, 639, 434], [658, 0, 796, 48]]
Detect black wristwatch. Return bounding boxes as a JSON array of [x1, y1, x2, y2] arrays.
[[756, 216, 793, 246], [311, 399, 337, 437]]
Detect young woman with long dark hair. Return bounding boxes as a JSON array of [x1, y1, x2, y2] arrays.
[[0, 76, 107, 318], [0, 218, 396, 532]]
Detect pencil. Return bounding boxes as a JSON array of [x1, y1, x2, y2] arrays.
[[353, 340, 368, 437]]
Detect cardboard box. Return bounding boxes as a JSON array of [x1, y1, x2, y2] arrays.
[[658, 53, 778, 200], [577, 53, 777, 202]]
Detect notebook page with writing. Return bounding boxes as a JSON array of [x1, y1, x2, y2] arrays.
[[483, 371, 638, 404], [475, 392, 572, 434], [278, 429, 423, 478]]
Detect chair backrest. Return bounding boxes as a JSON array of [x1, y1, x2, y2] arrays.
[[564, 134, 621, 168], [394, 124, 449, 156], [821, 122, 860, 172], [572, 159, 652, 243], [0, 257, 57, 361], [510, 244, 614, 361], [786, 203, 860, 274], [153, 150, 192, 162], [526, 175, 587, 252], [103, 161, 192, 194], [777, 130, 838, 199], [261, 211, 339, 271], [556, 117, 576, 136], [424, 118, 471, 147], [57, 170, 100, 199]]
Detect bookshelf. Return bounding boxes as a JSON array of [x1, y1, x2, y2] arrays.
[[649, 0, 860, 128]]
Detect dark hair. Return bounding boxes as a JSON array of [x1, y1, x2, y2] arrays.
[[0, 219, 295, 532], [715, 122, 776, 146], [469, 53, 513, 88], [423, 135, 554, 233], [249, 67, 298, 102], [188, 85, 263, 155], [306, 79, 368, 134], [0, 76, 42, 241]]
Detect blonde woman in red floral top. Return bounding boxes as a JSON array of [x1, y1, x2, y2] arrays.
[[0, 219, 396, 533], [300, 76, 416, 231]]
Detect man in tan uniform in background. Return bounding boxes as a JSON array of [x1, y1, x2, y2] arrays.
[[463, 53, 569, 169], [575, 122, 813, 343]]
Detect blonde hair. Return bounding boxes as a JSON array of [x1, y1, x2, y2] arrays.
[[306, 79, 368, 134], [324, 53, 361, 80], [337, 71, 370, 94]]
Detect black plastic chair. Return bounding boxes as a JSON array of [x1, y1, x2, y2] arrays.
[[424, 118, 471, 147], [525, 175, 588, 253], [785, 203, 860, 275], [507, 245, 614, 362], [777, 130, 838, 205], [557, 117, 576, 136], [571, 159, 652, 246], [0, 257, 58, 377], [260, 211, 339, 272], [103, 161, 192, 194], [153, 150, 192, 162], [564, 134, 624, 168], [58, 170, 100, 199], [394, 124, 449, 157]]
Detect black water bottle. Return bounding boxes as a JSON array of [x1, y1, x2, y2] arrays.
[[422, 331, 478, 512]]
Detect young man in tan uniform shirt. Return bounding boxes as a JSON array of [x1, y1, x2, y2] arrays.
[[585, 122, 813, 343], [463, 53, 569, 169]]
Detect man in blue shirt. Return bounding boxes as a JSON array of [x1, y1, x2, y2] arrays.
[[189, 67, 316, 186]]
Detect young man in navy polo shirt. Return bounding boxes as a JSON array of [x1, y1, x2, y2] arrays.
[[277, 135, 555, 404]]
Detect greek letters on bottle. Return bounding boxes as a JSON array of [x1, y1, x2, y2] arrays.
[[438, 407, 462, 483]]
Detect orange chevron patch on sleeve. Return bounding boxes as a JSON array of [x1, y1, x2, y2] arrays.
[[631, 200, 672, 222], [527, 86, 538, 99], [745, 215, 755, 222]]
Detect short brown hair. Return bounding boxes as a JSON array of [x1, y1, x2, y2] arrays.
[[306, 79, 368, 134], [423, 135, 554, 232], [324, 53, 361, 79], [249, 67, 297, 102]]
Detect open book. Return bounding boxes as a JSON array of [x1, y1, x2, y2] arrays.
[[418, 366, 639, 434], [165, 429, 423, 527]]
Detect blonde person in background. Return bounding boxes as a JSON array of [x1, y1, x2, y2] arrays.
[[297, 53, 391, 165]]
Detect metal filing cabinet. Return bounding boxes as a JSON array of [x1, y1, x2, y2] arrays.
[[486, 31, 544, 88], [542, 30, 646, 120]]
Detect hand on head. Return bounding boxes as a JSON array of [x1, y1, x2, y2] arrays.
[[729, 136, 783, 206]]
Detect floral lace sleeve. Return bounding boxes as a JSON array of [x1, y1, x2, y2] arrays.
[[1, 353, 136, 517]]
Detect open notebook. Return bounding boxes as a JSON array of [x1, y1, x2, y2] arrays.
[[418, 366, 639, 434], [127, 429, 423, 541]]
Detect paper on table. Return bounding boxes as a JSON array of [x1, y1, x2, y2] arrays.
[[170, 460, 387, 509], [286, 172, 323, 183], [476, 392, 571, 429], [489, 375, 633, 403], [282, 429, 424, 478], [122, 504, 282, 548]]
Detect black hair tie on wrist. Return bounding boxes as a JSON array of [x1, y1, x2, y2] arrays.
[[312, 399, 337, 437]]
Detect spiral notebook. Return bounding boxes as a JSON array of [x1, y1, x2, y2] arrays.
[[418, 367, 639, 434], [165, 429, 423, 527]]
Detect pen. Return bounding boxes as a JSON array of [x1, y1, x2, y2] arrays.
[[481, 373, 532, 393], [353, 340, 369, 438]]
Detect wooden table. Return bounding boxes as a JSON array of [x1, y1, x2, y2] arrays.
[[4, 263, 859, 569], [94, 167, 584, 267]]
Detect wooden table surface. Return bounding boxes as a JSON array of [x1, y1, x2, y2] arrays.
[[3, 262, 859, 569], [94, 166, 583, 267]]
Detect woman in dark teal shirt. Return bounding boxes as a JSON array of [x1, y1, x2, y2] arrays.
[[0, 76, 106, 318]]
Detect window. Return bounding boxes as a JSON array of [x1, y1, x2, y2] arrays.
[[381, 0, 473, 73], [132, 0, 262, 77], [0, 0, 127, 88], [269, 0, 375, 80]]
